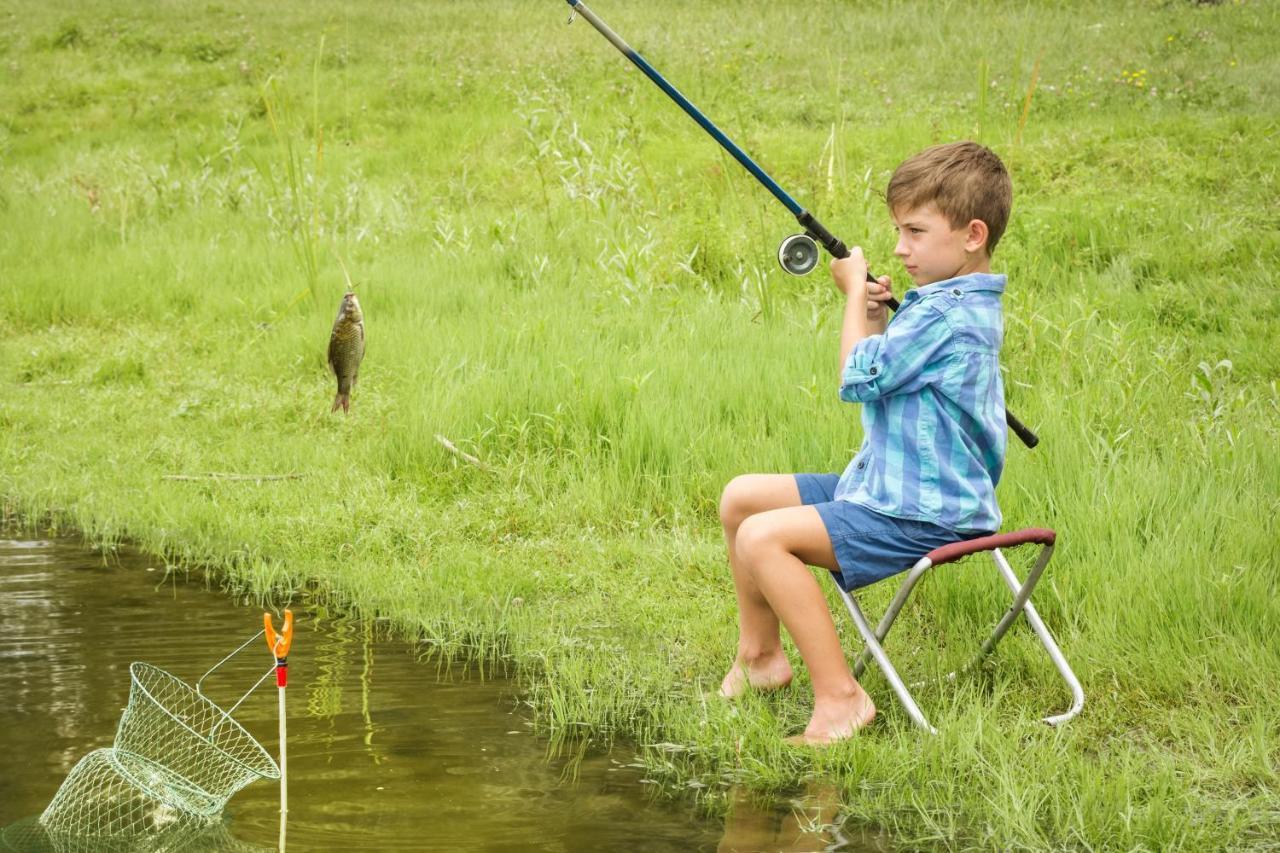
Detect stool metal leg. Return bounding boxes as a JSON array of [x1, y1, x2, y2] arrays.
[[990, 547, 1085, 726], [973, 544, 1055, 661], [838, 541, 1083, 731], [920, 543, 1050, 688], [852, 556, 933, 679], [836, 583, 937, 734]]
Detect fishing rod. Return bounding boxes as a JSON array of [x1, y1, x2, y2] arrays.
[[563, 0, 1039, 450]]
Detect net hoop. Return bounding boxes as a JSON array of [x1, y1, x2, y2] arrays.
[[115, 662, 280, 796]]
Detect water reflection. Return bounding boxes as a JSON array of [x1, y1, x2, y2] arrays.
[[718, 783, 888, 853]]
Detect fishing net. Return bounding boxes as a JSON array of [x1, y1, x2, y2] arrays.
[[113, 663, 279, 805], [35, 662, 279, 846], [37, 749, 219, 850]]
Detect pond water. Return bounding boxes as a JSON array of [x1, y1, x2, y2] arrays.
[[0, 532, 876, 852]]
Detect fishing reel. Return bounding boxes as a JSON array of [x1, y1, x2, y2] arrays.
[[777, 233, 820, 276]]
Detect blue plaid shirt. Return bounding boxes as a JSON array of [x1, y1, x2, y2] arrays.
[[835, 273, 1007, 534]]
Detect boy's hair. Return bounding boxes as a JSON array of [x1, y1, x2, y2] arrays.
[[886, 141, 1013, 254]]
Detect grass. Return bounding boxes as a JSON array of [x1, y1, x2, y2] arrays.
[[2, 0, 1279, 847]]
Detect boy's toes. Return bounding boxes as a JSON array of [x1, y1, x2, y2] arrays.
[[782, 727, 861, 749], [717, 660, 793, 699], [717, 667, 749, 699], [786, 696, 878, 747]]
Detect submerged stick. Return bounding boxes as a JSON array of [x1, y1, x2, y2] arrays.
[[434, 434, 491, 472]]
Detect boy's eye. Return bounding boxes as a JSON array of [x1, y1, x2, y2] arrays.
[[910, 228, 924, 234]]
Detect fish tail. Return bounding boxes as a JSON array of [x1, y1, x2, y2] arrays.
[[332, 392, 351, 413]]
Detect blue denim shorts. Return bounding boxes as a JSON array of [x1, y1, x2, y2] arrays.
[[795, 473, 976, 591]]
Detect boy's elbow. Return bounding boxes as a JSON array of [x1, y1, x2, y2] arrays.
[[840, 357, 886, 402], [839, 377, 880, 403]]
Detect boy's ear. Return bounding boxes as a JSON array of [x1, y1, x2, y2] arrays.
[[964, 219, 990, 255]]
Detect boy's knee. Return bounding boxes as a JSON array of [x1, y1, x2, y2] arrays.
[[734, 513, 781, 562], [719, 475, 753, 530]]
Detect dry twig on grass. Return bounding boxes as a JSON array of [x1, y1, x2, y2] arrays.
[[434, 434, 491, 472], [162, 473, 304, 482]]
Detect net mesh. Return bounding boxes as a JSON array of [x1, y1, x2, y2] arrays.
[[8, 808, 266, 853], [38, 749, 218, 848], [114, 663, 279, 804], [36, 662, 278, 845]]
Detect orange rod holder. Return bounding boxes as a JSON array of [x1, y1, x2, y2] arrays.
[[264, 609, 293, 850], [264, 610, 294, 686]]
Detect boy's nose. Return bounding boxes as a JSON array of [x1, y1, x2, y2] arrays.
[[893, 237, 909, 257]]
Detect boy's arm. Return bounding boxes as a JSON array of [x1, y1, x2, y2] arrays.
[[832, 248, 952, 403], [831, 248, 892, 378]]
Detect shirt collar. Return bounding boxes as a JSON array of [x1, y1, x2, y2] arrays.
[[903, 273, 1006, 304]]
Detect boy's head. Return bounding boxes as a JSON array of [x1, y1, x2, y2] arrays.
[[886, 141, 1012, 286]]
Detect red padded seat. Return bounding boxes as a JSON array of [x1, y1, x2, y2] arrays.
[[926, 527, 1056, 567]]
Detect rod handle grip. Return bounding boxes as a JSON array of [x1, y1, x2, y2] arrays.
[[801, 209, 893, 298], [798, 210, 848, 262], [1005, 409, 1040, 449]]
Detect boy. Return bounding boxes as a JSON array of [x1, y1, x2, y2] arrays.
[[717, 141, 1012, 745]]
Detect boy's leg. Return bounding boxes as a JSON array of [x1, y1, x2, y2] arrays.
[[734, 505, 876, 743], [718, 475, 805, 697]]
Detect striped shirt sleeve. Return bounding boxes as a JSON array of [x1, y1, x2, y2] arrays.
[[839, 305, 952, 403]]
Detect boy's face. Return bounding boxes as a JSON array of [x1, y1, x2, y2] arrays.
[[891, 204, 990, 286]]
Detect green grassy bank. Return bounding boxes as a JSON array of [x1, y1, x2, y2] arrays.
[[3, 0, 1279, 847]]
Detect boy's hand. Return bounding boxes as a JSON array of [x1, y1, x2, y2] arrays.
[[865, 274, 893, 324], [830, 248, 892, 322], [829, 246, 869, 298]]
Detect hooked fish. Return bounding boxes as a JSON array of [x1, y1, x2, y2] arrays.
[[328, 291, 365, 413]]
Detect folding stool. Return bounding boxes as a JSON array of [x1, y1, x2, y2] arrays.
[[834, 527, 1084, 734]]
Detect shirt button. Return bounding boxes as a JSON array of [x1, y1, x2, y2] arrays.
[[951, 288, 963, 297], [869, 366, 878, 376], [856, 461, 866, 470]]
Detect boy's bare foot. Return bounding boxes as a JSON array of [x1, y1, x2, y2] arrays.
[[718, 651, 794, 698], [783, 688, 877, 747]]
